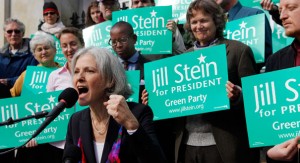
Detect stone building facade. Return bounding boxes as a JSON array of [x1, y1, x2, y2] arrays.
[[0, 0, 129, 46]]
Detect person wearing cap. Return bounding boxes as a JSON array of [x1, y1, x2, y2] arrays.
[[39, 1, 65, 36], [98, 0, 121, 21]]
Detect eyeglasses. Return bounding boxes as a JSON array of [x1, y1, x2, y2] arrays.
[[6, 29, 21, 34], [108, 37, 130, 46], [43, 12, 56, 16]]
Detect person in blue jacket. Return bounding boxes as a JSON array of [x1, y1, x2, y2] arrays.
[[0, 18, 38, 88]]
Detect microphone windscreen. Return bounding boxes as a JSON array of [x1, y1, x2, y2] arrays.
[[58, 87, 78, 108]]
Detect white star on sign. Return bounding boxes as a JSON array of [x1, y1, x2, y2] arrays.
[[48, 95, 55, 103], [197, 54, 206, 64], [150, 10, 157, 17], [239, 21, 247, 29]]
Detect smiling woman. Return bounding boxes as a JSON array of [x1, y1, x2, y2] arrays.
[[10, 31, 60, 97], [178, 0, 258, 163]]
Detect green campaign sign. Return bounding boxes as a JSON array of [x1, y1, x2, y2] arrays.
[[53, 36, 67, 66], [113, 6, 172, 55], [242, 67, 300, 148], [239, 0, 288, 54], [22, 66, 57, 95], [83, 21, 112, 49], [144, 44, 229, 120], [155, 0, 193, 24], [225, 14, 265, 63], [271, 23, 289, 53], [0, 91, 75, 149], [126, 70, 140, 103], [240, 0, 279, 7], [286, 37, 294, 46], [74, 70, 141, 112]]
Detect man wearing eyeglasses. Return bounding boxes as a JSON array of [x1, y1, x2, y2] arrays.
[[0, 18, 38, 162], [109, 21, 149, 99], [109, 20, 149, 74], [0, 18, 38, 89]]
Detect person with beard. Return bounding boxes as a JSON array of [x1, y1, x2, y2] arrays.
[[265, 0, 300, 162]]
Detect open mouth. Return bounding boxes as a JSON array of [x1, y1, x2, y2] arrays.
[[78, 86, 88, 95]]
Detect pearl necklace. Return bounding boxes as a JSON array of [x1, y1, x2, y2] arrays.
[[91, 116, 110, 135]]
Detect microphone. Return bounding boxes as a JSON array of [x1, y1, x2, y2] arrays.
[[31, 87, 78, 139], [63, 144, 82, 163], [0, 111, 49, 126]]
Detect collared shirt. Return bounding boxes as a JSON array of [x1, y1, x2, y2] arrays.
[[118, 51, 139, 71], [46, 63, 73, 149], [194, 38, 219, 49], [46, 63, 73, 92]]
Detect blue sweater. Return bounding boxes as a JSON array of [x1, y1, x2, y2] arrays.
[[0, 38, 38, 87]]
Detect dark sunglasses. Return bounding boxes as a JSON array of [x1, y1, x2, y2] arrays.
[[6, 30, 21, 34], [43, 12, 56, 16]]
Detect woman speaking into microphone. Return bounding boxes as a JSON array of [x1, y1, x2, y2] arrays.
[[64, 47, 166, 163]]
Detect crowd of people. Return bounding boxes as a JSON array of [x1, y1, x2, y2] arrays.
[[0, 0, 299, 163]]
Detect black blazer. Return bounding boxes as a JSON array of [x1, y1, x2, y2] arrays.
[[265, 42, 296, 72], [134, 52, 150, 103], [135, 52, 150, 81], [63, 102, 166, 163]]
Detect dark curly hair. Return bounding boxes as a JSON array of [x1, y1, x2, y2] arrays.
[[185, 0, 226, 41]]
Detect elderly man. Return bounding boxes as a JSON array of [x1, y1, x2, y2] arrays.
[[0, 18, 38, 88], [265, 0, 300, 162], [0, 16, 38, 163]]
